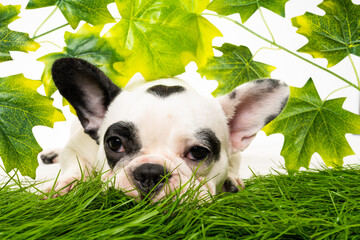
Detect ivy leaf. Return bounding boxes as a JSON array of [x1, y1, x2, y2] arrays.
[[0, 75, 65, 178], [38, 24, 129, 97], [263, 79, 360, 172], [291, 0, 360, 67], [105, 0, 221, 82], [26, 0, 115, 29], [0, 4, 40, 62], [198, 44, 275, 96], [207, 0, 289, 23]]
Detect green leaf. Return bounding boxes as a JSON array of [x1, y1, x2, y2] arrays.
[[105, 0, 221, 82], [198, 43, 276, 96], [39, 23, 129, 97], [263, 78, 360, 172], [26, 0, 115, 29], [0, 4, 40, 62], [207, 0, 289, 23], [291, 0, 360, 67], [0, 75, 65, 178]]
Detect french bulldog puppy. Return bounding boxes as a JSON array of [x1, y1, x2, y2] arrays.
[[40, 58, 289, 201]]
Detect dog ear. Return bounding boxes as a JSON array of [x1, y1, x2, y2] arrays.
[[52, 58, 121, 140], [218, 79, 289, 153]]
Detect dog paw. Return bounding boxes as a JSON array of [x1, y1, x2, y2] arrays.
[[222, 177, 245, 193], [43, 174, 81, 198], [39, 149, 61, 164]]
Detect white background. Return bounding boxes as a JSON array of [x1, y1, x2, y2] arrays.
[[0, 0, 359, 182]]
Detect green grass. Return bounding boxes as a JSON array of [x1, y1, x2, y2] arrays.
[[1, 167, 360, 239]]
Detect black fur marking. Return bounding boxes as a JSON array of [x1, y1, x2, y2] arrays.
[[254, 79, 264, 85], [52, 58, 121, 140], [146, 85, 185, 98], [222, 178, 239, 193], [264, 114, 278, 126], [40, 152, 58, 164], [267, 79, 280, 89], [264, 95, 289, 126], [104, 121, 142, 169], [195, 128, 221, 163], [229, 90, 237, 99], [254, 79, 280, 93], [281, 96, 289, 110], [85, 128, 101, 143]]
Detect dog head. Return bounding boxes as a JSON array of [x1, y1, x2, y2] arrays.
[[52, 58, 289, 201]]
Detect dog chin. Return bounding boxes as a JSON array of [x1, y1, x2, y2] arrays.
[[102, 156, 217, 202]]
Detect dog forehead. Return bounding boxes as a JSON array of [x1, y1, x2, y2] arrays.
[[101, 79, 228, 141]]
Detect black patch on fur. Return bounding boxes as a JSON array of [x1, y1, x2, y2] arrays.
[[281, 96, 289, 110], [268, 79, 280, 88], [264, 114, 278, 126], [146, 85, 185, 98], [222, 178, 240, 193], [104, 121, 142, 169], [52, 58, 121, 140], [85, 128, 101, 143], [254, 79, 280, 93], [229, 90, 237, 99], [254, 79, 264, 85], [195, 128, 221, 163], [264, 95, 289, 126], [40, 152, 58, 164]]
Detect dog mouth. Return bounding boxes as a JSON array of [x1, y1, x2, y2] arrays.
[[136, 182, 165, 200]]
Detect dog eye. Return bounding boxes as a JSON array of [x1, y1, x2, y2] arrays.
[[186, 146, 210, 161], [107, 137, 125, 153]]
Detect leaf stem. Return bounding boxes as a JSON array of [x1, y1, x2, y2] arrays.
[[37, 41, 63, 50], [257, 5, 275, 43], [32, 6, 58, 39], [348, 54, 360, 87], [32, 23, 70, 40], [252, 47, 280, 60], [323, 85, 351, 102], [201, 13, 360, 92]]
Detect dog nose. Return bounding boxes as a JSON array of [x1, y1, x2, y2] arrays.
[[133, 163, 169, 196]]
